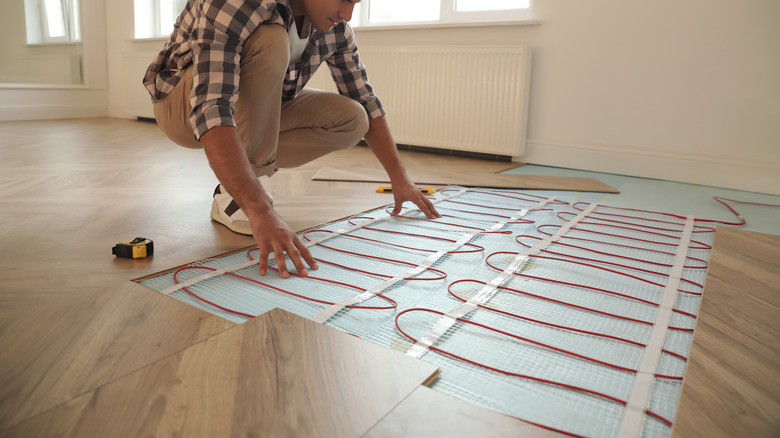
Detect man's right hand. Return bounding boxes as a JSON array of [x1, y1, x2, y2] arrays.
[[200, 125, 318, 278], [249, 207, 319, 278]]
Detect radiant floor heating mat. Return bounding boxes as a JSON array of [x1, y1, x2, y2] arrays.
[[139, 187, 731, 437]]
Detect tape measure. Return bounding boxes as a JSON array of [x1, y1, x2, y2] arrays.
[[112, 237, 154, 259], [376, 186, 436, 195]]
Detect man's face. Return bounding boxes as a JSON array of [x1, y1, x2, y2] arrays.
[[301, 0, 360, 33]]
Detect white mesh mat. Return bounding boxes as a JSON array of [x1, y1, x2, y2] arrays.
[[139, 187, 717, 438]]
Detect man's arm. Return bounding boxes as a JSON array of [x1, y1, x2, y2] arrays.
[[200, 126, 318, 278], [363, 115, 441, 219], [322, 25, 437, 217]]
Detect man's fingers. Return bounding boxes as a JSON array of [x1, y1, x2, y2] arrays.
[[425, 198, 441, 218], [284, 243, 309, 277], [258, 248, 270, 276], [258, 234, 319, 279], [249, 209, 319, 279], [296, 239, 319, 271], [413, 194, 441, 219], [285, 235, 320, 276], [419, 200, 436, 219], [273, 245, 290, 279], [391, 190, 440, 219]]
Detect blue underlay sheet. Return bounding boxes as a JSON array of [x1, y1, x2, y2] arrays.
[[139, 187, 724, 438]]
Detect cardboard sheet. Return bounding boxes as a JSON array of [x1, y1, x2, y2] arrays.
[[312, 166, 620, 193]]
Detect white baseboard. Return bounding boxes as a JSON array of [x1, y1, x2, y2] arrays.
[[107, 104, 146, 120], [0, 105, 107, 121], [522, 140, 780, 196]]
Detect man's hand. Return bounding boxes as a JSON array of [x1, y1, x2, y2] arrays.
[[249, 208, 319, 279], [364, 115, 442, 219], [200, 125, 318, 278], [389, 177, 441, 219]]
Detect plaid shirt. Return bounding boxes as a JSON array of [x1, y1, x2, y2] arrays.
[[143, 0, 384, 140]]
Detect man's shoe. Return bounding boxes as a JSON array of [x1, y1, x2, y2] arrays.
[[210, 185, 253, 235], [209, 184, 274, 235]]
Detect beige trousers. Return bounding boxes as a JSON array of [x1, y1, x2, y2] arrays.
[[153, 24, 369, 177]]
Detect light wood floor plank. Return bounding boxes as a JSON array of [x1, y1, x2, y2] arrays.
[[364, 386, 564, 437], [2, 309, 440, 438], [671, 227, 780, 438], [0, 281, 235, 430]]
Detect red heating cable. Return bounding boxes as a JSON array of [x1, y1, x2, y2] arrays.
[[448, 279, 689, 362], [435, 198, 554, 213], [560, 210, 716, 234], [515, 234, 708, 270], [373, 211, 523, 233], [486, 252, 700, 322], [302, 229, 485, 254], [537, 223, 713, 251], [395, 308, 675, 425], [356, 214, 521, 235], [438, 187, 571, 206], [526, 228, 708, 293], [172, 263, 398, 319], [247, 247, 447, 282], [429, 204, 542, 222], [572, 197, 780, 227]]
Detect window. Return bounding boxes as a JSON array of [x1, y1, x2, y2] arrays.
[[132, 0, 531, 39], [24, 0, 81, 44], [352, 0, 532, 28], [134, 0, 187, 39]]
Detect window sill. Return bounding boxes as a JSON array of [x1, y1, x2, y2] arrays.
[[26, 41, 82, 47], [130, 37, 171, 43], [0, 83, 86, 90], [353, 19, 540, 32]]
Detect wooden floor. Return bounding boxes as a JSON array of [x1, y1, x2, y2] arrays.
[[0, 118, 776, 437], [2, 308, 440, 437], [671, 228, 780, 438], [0, 118, 559, 437]]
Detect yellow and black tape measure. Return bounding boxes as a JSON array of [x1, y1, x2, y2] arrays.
[[376, 186, 436, 195], [112, 237, 154, 259]]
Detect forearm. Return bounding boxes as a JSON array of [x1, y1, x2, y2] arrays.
[[363, 115, 410, 183], [200, 125, 272, 218], [199, 125, 316, 277], [363, 115, 441, 218]]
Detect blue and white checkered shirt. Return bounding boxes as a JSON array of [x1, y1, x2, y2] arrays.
[[143, 0, 384, 140]]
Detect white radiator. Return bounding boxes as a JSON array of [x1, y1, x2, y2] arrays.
[[127, 46, 533, 157], [310, 45, 532, 157]]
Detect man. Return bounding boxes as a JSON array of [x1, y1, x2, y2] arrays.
[[144, 0, 440, 279]]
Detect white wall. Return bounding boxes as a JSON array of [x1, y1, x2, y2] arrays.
[[533, 0, 780, 194], [105, 0, 160, 119], [343, 1, 780, 194], [3, 0, 778, 194]]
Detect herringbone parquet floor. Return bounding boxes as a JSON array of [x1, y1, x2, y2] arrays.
[[0, 117, 556, 435], [1, 118, 776, 437]]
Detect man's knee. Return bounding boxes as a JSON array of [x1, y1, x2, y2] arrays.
[[153, 65, 202, 150], [343, 98, 370, 140]]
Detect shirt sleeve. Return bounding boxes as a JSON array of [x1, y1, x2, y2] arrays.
[[187, 0, 277, 140], [188, 33, 241, 139], [325, 24, 385, 120]]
